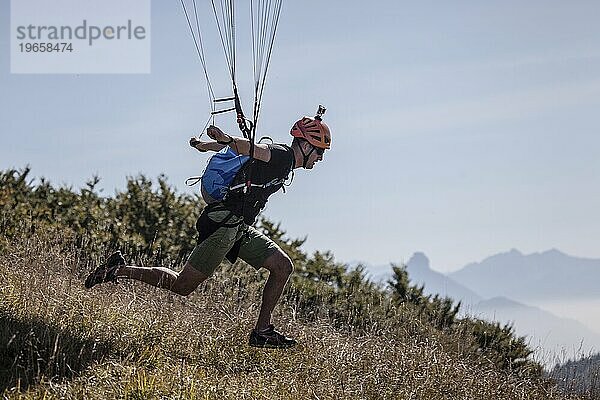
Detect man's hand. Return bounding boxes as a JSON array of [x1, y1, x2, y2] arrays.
[[206, 125, 233, 145], [189, 137, 209, 152]]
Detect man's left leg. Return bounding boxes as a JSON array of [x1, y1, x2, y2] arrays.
[[256, 249, 294, 330], [237, 226, 296, 348]]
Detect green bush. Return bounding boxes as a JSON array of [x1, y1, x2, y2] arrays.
[[0, 167, 543, 380]]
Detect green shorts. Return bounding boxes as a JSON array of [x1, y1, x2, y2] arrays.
[[187, 209, 281, 276]]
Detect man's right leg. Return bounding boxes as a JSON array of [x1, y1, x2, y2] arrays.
[[116, 262, 209, 296], [114, 212, 240, 295], [86, 210, 241, 295]]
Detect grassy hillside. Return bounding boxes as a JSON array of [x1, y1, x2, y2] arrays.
[[0, 168, 580, 399], [551, 354, 600, 398]]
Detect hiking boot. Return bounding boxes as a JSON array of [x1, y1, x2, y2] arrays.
[[84, 251, 126, 289], [249, 325, 297, 349]]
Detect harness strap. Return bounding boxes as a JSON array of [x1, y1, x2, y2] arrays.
[[199, 202, 246, 263], [185, 176, 202, 186], [197, 204, 242, 238], [187, 175, 286, 199], [229, 177, 286, 192]]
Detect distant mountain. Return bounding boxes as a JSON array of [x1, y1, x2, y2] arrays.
[[449, 249, 600, 301], [355, 253, 483, 304], [468, 296, 600, 367], [357, 251, 600, 367], [405, 252, 483, 304]]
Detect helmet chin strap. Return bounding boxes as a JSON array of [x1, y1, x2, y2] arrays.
[[298, 143, 315, 168]]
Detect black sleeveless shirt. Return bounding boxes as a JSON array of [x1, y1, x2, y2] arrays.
[[222, 143, 294, 224]]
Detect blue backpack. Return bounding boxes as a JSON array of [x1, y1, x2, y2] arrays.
[[191, 146, 250, 204], [200, 146, 250, 204], [187, 143, 291, 204]]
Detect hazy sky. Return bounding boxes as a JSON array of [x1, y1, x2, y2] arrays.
[[1, 1, 599, 272]]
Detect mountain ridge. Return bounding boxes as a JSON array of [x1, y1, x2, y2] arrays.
[[356, 249, 600, 369], [449, 248, 600, 301]]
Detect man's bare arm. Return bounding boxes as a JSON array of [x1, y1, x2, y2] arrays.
[[205, 125, 271, 162], [189, 137, 225, 152]]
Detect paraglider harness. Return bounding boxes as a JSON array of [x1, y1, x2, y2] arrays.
[[188, 90, 293, 264], [186, 89, 249, 262]]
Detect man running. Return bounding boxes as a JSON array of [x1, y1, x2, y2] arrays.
[[85, 112, 331, 348]]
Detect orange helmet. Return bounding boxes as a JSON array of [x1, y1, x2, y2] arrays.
[[290, 116, 331, 150]]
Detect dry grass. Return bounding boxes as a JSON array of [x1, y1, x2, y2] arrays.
[[0, 232, 577, 399]]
